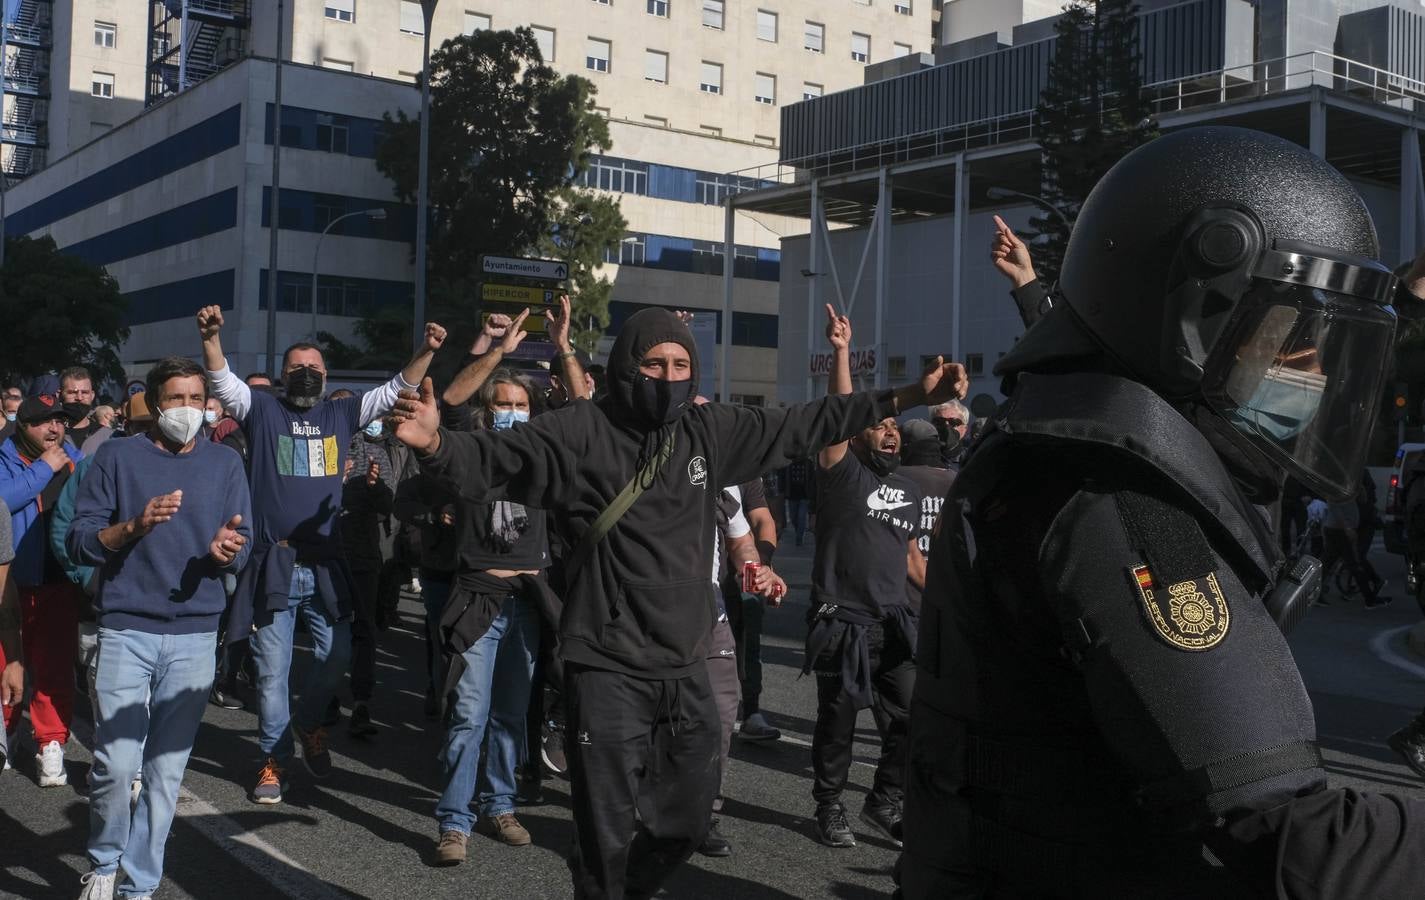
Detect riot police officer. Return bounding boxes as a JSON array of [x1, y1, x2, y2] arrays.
[[899, 126, 1425, 898]]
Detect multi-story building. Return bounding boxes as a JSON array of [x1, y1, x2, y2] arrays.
[[729, 0, 1425, 408], [2, 1, 931, 401]]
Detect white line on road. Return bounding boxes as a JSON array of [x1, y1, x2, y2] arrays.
[[174, 786, 350, 900], [1369, 625, 1425, 681]]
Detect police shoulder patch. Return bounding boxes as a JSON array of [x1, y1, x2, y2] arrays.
[[1130, 564, 1230, 652]]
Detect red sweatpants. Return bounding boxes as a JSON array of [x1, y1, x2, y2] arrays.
[[0, 582, 79, 746]]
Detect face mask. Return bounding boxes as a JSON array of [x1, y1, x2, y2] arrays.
[[157, 405, 205, 446], [491, 409, 530, 431], [4, 412, 14, 422], [864, 447, 901, 477], [203, 410, 219, 425], [285, 367, 325, 409], [631, 374, 695, 428], [1232, 370, 1324, 444], [364, 420, 385, 438], [64, 401, 93, 423]]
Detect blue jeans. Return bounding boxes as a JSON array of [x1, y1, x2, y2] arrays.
[[88, 628, 216, 897], [251, 565, 352, 763], [435, 592, 537, 834]]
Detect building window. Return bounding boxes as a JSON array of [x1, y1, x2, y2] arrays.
[[699, 61, 722, 94], [532, 26, 555, 62], [644, 49, 668, 84], [94, 21, 117, 48], [851, 32, 869, 63], [607, 235, 647, 266], [91, 72, 115, 98], [702, 0, 723, 29], [895, 0, 912, 13], [753, 134, 775, 145], [152, 33, 171, 56], [647, 0, 668, 17], [804, 21, 824, 53], [888, 356, 907, 379], [695, 172, 761, 205], [893, 42, 913, 57], [756, 10, 777, 42], [802, 82, 823, 100], [322, 58, 354, 71], [965, 353, 984, 376], [582, 156, 649, 194], [730, 394, 765, 407], [592, 0, 610, 4], [398, 0, 424, 35], [464, 12, 491, 34], [644, 114, 668, 127], [586, 37, 611, 72], [753, 72, 775, 105], [324, 0, 354, 23], [315, 114, 350, 153]]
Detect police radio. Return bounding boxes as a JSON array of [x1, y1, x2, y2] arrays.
[[1263, 555, 1322, 635]]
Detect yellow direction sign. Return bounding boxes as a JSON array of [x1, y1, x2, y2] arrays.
[[482, 283, 557, 306]]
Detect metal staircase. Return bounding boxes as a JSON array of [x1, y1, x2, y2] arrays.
[[1, 0, 51, 183], [146, 0, 249, 106]]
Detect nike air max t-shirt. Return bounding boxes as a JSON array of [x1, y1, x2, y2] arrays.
[[810, 450, 923, 618]]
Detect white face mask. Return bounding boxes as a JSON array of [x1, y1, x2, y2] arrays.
[[157, 405, 205, 446]]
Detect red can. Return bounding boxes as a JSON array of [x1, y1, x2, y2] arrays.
[[742, 561, 762, 594]]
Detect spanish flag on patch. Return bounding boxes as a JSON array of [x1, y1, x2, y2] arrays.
[[1132, 565, 1155, 591]]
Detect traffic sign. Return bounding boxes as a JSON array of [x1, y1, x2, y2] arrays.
[[480, 255, 568, 282], [126, 380, 146, 397], [482, 283, 557, 306]]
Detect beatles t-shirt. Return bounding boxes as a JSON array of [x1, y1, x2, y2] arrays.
[[810, 450, 923, 618]]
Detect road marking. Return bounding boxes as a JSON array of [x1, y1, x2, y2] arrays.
[[1369, 625, 1425, 681], [174, 786, 350, 900], [752, 731, 875, 770]]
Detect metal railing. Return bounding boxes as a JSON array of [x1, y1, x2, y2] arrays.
[[2, 22, 48, 45], [1, 122, 40, 143], [168, 0, 250, 18], [730, 50, 1425, 185]]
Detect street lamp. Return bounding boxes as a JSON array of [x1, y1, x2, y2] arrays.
[[986, 186, 1072, 229], [413, 0, 439, 351], [311, 208, 388, 340]]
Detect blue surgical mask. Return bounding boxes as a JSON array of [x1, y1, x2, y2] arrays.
[[1232, 371, 1324, 443], [4, 412, 14, 423], [203, 410, 219, 425], [491, 409, 530, 431], [364, 420, 385, 438]]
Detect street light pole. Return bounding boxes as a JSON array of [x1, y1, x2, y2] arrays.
[[265, 0, 285, 378], [985, 185, 1071, 230], [413, 0, 439, 350], [311, 208, 388, 340]]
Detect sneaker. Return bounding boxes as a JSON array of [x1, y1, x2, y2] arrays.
[[739, 712, 781, 743], [252, 757, 285, 805], [77, 870, 116, 900], [38, 740, 67, 787], [1365, 595, 1394, 610], [434, 830, 468, 866], [322, 697, 342, 727], [130, 774, 142, 807], [349, 703, 377, 738], [291, 723, 332, 779], [477, 812, 532, 846], [541, 723, 568, 776], [859, 801, 903, 848], [209, 683, 243, 710], [815, 802, 857, 849], [1387, 716, 1425, 780], [697, 818, 732, 857]]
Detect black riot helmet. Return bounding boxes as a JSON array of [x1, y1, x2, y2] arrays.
[[1052, 126, 1397, 501]]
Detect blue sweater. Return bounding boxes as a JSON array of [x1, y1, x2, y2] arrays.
[[67, 434, 253, 634]]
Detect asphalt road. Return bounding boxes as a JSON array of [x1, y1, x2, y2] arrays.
[[3, 539, 1424, 900]]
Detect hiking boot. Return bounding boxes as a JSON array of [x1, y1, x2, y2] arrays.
[[77, 870, 116, 900], [291, 723, 332, 779], [541, 722, 568, 776], [252, 758, 284, 805], [349, 702, 378, 738], [860, 800, 903, 847], [434, 830, 468, 865], [477, 812, 531, 846], [739, 712, 781, 742], [815, 802, 857, 849], [1388, 714, 1425, 781], [697, 818, 732, 857], [322, 697, 342, 727], [38, 740, 67, 787]]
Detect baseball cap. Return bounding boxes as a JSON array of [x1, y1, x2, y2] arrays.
[[16, 393, 71, 425]]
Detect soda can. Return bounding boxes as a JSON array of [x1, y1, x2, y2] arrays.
[[742, 561, 762, 594]]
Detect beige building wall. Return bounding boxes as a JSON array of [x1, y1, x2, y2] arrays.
[[47, 0, 150, 158]]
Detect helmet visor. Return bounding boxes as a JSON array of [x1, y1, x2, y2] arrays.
[[1205, 283, 1395, 500]]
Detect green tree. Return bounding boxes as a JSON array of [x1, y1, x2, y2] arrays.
[[537, 188, 628, 355], [373, 27, 617, 358], [1030, 0, 1157, 285], [0, 235, 129, 387]]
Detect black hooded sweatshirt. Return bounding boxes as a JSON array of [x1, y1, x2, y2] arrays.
[[416, 308, 900, 679]]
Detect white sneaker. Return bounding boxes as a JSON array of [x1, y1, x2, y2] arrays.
[[77, 870, 115, 900], [38, 740, 67, 787]]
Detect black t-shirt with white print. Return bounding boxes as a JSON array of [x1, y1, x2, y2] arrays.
[[811, 450, 923, 618]]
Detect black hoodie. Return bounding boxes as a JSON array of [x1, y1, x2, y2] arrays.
[[417, 308, 900, 678]]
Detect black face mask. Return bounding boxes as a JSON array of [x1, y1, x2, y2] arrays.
[[631, 374, 695, 428], [63, 402, 94, 425], [285, 367, 325, 407], [864, 447, 901, 477]]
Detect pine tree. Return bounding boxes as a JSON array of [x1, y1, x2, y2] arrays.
[[1029, 0, 1157, 287]]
